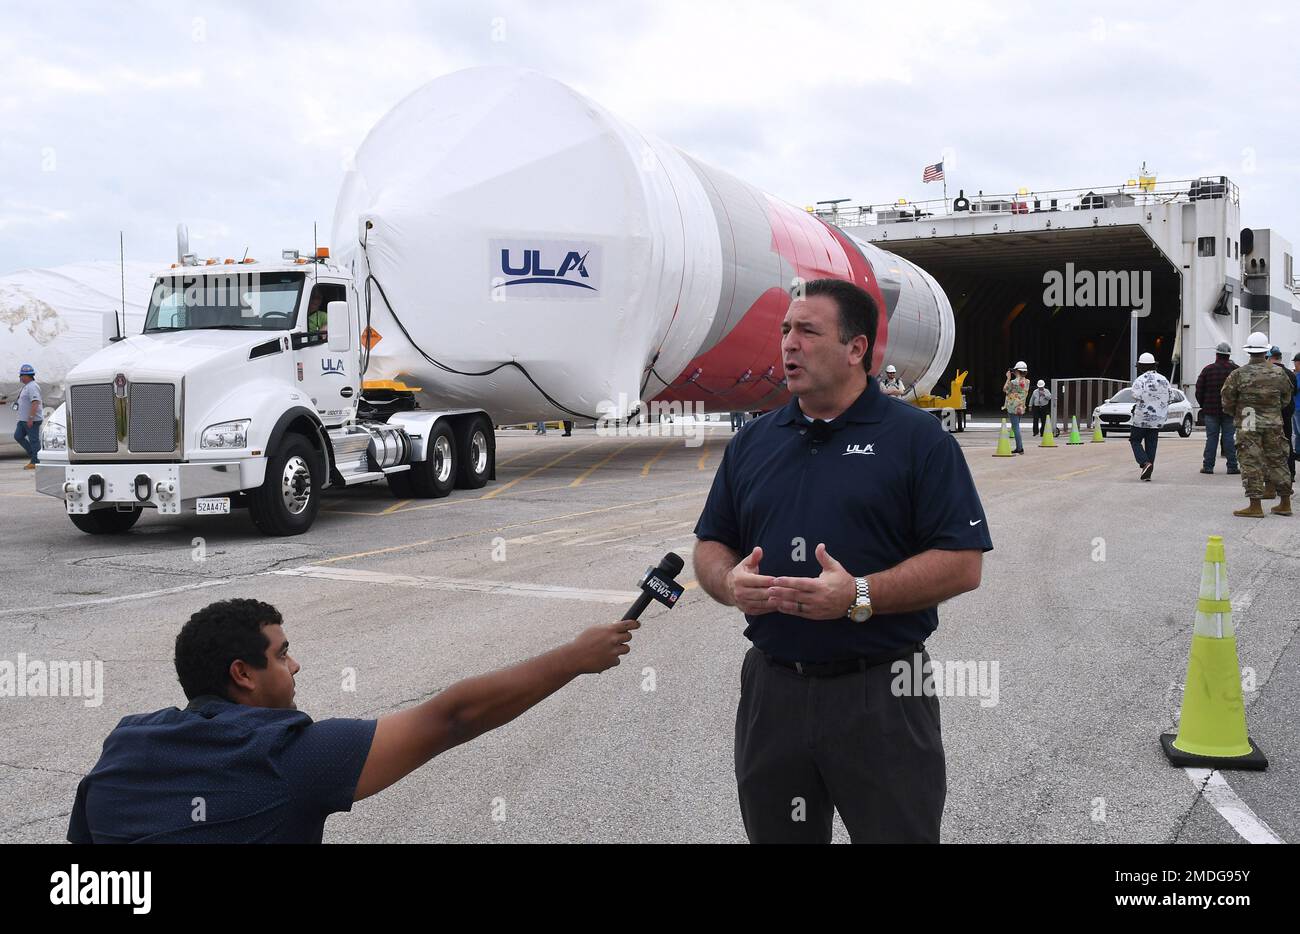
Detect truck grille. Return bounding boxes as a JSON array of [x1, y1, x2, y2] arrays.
[[127, 383, 177, 452], [69, 380, 179, 456], [69, 384, 118, 453]]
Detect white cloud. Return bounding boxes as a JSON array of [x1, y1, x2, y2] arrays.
[[0, 0, 1297, 270]]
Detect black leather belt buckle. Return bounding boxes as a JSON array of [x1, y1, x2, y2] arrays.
[[767, 644, 924, 679], [769, 655, 861, 678]]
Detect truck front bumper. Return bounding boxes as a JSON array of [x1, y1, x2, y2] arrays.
[[35, 461, 252, 515]]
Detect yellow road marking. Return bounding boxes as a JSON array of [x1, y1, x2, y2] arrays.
[[323, 471, 690, 518], [696, 440, 711, 471], [315, 489, 707, 565], [1054, 464, 1106, 481], [482, 441, 599, 499], [495, 447, 543, 469], [641, 441, 674, 476], [381, 498, 412, 514], [570, 441, 635, 487]]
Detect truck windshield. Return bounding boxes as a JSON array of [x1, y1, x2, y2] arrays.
[[144, 272, 305, 332]]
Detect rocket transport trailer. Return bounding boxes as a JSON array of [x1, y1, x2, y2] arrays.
[[34, 67, 955, 536]]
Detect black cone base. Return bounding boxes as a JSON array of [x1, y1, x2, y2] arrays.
[[1160, 732, 1268, 771]]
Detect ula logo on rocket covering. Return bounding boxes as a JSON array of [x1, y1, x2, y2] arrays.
[[490, 239, 602, 299]]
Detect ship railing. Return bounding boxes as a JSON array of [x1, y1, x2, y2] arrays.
[[813, 177, 1239, 228]]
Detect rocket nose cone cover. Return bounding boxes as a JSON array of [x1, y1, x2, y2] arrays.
[[333, 66, 675, 419]]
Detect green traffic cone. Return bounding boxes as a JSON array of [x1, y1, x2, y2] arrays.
[[1091, 419, 1105, 442], [993, 420, 1014, 457], [1039, 420, 1057, 448], [1160, 536, 1267, 770], [1067, 415, 1084, 444]]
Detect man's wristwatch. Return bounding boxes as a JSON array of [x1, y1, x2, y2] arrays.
[[846, 576, 872, 622]]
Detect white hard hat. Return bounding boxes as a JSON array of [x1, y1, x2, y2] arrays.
[[1243, 331, 1271, 353], [885, 365, 896, 374], [1138, 352, 1156, 365], [1036, 379, 1045, 388], [1014, 361, 1027, 371]]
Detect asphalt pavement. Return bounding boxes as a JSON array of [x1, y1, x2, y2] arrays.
[[1, 422, 1295, 843]]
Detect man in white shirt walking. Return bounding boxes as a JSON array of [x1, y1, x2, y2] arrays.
[[1129, 352, 1170, 481]]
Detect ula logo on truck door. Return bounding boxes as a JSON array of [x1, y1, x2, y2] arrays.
[[490, 239, 602, 300], [321, 358, 346, 376]]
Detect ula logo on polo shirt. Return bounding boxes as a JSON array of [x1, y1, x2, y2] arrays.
[[843, 444, 876, 456]]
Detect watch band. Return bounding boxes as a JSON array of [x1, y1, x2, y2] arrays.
[[847, 576, 870, 618]]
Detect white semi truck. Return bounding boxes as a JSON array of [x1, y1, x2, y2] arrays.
[[35, 248, 496, 535]]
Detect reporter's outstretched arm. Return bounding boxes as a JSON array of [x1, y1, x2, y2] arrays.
[[353, 620, 639, 801]]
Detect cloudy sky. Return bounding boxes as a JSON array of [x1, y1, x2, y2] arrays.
[[2, 0, 1297, 273]]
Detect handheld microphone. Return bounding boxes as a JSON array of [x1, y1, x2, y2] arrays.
[[622, 552, 685, 621]]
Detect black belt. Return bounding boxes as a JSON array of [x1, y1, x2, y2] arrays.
[[763, 643, 924, 678]]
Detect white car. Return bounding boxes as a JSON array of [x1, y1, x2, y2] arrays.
[[1094, 387, 1195, 437]]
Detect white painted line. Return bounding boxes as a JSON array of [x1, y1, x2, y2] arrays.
[[0, 577, 238, 619], [272, 564, 639, 606], [1230, 590, 1254, 614], [1184, 768, 1284, 844]]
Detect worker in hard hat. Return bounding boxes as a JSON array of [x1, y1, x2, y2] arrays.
[[1128, 352, 1170, 481], [879, 365, 905, 397], [1293, 352, 1300, 456], [1220, 332, 1295, 516], [1002, 362, 1029, 454], [1028, 379, 1052, 437], [1268, 346, 1296, 482], [13, 363, 43, 470], [1195, 341, 1239, 475]]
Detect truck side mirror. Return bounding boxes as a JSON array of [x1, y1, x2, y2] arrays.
[[327, 301, 350, 352]]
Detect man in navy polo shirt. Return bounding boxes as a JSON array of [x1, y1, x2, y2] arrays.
[[68, 598, 638, 843], [693, 278, 992, 844]]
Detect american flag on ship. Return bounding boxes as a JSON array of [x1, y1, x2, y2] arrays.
[[922, 161, 944, 183]]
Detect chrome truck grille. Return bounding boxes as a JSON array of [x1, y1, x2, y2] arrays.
[[68, 384, 118, 453], [69, 380, 180, 457], [127, 383, 177, 452]]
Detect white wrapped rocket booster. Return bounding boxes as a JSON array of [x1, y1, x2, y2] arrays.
[[333, 67, 953, 424], [0, 261, 155, 432]]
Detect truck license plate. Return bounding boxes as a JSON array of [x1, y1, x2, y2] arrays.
[[195, 498, 231, 515]]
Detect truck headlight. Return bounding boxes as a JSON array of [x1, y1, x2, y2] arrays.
[[201, 419, 250, 449], [41, 420, 67, 451]]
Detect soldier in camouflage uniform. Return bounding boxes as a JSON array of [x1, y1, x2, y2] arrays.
[[1220, 332, 1295, 517]]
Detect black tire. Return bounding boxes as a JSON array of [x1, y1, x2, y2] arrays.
[[386, 469, 414, 498], [409, 421, 456, 498], [69, 506, 142, 535], [1179, 415, 1193, 438], [454, 414, 494, 489], [248, 433, 322, 536]]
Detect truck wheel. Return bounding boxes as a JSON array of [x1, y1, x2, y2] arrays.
[[248, 433, 321, 535], [409, 421, 456, 498], [387, 470, 414, 498], [455, 414, 494, 489], [69, 506, 142, 535]]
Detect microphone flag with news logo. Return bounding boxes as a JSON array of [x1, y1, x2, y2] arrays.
[[623, 552, 685, 621]]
